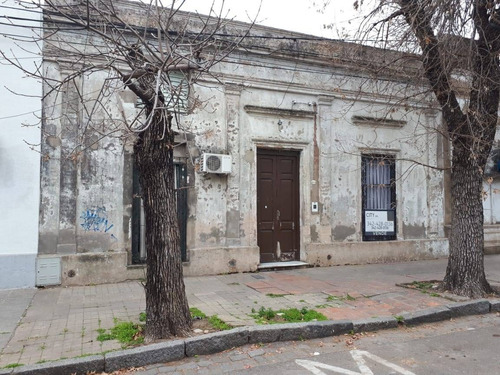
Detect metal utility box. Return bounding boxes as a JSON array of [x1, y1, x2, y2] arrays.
[[36, 257, 61, 286]]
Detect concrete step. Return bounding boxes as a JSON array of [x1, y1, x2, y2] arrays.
[[257, 261, 309, 271], [484, 243, 500, 255], [484, 224, 500, 254]]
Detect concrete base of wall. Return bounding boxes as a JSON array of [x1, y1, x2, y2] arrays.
[[305, 239, 449, 267], [484, 225, 500, 254], [0, 254, 36, 289], [52, 240, 449, 286], [57, 246, 260, 286], [60, 252, 142, 286], [183, 246, 260, 277]]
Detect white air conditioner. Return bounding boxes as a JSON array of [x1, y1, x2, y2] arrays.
[[201, 153, 232, 174]]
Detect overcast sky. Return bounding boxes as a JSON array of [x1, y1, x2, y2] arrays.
[[177, 0, 361, 38]]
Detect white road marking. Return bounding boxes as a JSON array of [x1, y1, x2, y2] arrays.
[[295, 349, 416, 375]]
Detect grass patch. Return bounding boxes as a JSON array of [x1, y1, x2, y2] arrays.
[[401, 281, 451, 299], [252, 307, 276, 320], [190, 307, 207, 319], [250, 306, 327, 324], [190, 307, 231, 330], [315, 304, 332, 309], [266, 293, 290, 298], [96, 321, 144, 347], [326, 293, 356, 302], [3, 363, 23, 369], [139, 312, 147, 322], [394, 315, 404, 323], [410, 281, 435, 290], [208, 315, 232, 330]]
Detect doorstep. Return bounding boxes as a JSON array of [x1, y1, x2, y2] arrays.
[[257, 261, 309, 271]]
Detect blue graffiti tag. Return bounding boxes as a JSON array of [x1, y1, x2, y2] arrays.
[[80, 207, 114, 233]]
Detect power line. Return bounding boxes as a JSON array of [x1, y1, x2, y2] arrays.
[[0, 5, 402, 44]]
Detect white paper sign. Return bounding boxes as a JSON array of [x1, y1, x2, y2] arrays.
[[365, 211, 394, 233]]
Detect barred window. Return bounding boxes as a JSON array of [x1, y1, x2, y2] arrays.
[[362, 155, 396, 241]]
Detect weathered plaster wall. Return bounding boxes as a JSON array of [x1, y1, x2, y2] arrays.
[[37, 0, 451, 284], [306, 239, 449, 267], [0, 1, 41, 289], [38, 64, 134, 285], [177, 54, 448, 272], [483, 180, 500, 224], [483, 133, 500, 225]]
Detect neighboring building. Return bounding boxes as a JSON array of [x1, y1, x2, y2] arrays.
[[0, 0, 42, 289], [483, 146, 500, 253], [3, 0, 499, 289]]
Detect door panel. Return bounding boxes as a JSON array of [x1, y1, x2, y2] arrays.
[[257, 149, 300, 263]]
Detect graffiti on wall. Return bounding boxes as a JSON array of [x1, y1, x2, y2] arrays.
[[80, 207, 116, 239]]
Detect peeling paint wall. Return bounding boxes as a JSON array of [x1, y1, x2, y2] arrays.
[[37, 0, 452, 284], [38, 63, 133, 284]]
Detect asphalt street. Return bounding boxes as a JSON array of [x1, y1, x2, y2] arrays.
[[130, 314, 500, 375]]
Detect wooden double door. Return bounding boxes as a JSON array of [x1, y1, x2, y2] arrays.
[[257, 149, 300, 263]]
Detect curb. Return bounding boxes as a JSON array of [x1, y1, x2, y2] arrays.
[[5, 299, 499, 375]]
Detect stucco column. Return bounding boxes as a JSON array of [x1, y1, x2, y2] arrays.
[[316, 96, 334, 242], [426, 110, 445, 238], [39, 61, 63, 255], [57, 71, 80, 254], [224, 83, 243, 246]]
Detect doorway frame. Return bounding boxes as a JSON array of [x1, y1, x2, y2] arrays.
[[255, 144, 306, 263]]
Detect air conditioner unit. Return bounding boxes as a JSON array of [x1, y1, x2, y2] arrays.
[[201, 153, 232, 174]]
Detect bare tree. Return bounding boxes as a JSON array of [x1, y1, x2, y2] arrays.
[[343, 0, 500, 297], [1, 0, 252, 341]]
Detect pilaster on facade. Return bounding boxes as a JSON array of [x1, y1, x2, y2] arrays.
[[225, 83, 243, 245], [316, 96, 334, 228], [425, 111, 446, 238]]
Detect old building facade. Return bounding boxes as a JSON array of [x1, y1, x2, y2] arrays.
[[33, 0, 455, 286], [3, 1, 500, 290]]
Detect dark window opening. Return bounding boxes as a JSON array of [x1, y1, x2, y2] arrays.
[[362, 154, 396, 241], [131, 162, 188, 264]]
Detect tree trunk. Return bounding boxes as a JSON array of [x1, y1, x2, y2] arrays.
[[443, 143, 492, 298], [134, 110, 192, 341]]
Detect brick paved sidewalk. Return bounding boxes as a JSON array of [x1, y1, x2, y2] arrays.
[[1, 255, 499, 368]]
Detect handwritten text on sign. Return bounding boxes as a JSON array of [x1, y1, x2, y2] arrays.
[[365, 211, 394, 233]]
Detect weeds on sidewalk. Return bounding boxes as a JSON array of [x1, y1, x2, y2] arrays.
[[250, 306, 327, 324], [207, 316, 232, 330], [398, 280, 452, 299], [326, 293, 356, 302], [190, 307, 232, 331], [96, 318, 144, 348], [2, 363, 23, 369], [266, 293, 290, 298], [95, 308, 232, 348]]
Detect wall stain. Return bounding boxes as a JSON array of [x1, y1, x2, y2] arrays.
[[403, 223, 426, 239], [332, 225, 356, 241], [310, 225, 319, 242], [199, 227, 223, 244]]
